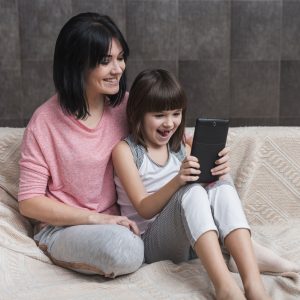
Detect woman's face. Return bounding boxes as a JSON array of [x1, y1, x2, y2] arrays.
[[85, 38, 126, 101]]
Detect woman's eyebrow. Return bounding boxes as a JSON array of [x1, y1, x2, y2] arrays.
[[105, 51, 124, 58]]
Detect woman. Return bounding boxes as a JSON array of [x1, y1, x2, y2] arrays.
[[17, 12, 144, 278]]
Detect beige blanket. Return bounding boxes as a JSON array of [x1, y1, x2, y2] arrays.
[[0, 127, 300, 299]]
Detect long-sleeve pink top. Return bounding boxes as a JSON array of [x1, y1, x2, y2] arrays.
[[18, 94, 128, 215]]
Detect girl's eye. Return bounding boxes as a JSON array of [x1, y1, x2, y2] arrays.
[[154, 114, 164, 118], [118, 56, 124, 61], [172, 111, 182, 117]]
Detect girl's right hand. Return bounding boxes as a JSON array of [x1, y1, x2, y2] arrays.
[[176, 155, 201, 186], [89, 214, 140, 235]]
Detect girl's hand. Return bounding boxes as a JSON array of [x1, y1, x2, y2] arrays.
[[176, 155, 201, 186], [89, 214, 140, 235], [211, 147, 230, 179]]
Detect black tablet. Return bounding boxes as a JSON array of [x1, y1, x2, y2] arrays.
[[190, 118, 229, 183]]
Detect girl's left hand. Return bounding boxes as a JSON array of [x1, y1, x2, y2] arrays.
[[211, 147, 230, 179]]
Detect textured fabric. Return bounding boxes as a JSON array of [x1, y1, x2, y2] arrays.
[[34, 224, 144, 278], [123, 135, 186, 169], [1, 127, 300, 299], [0, 127, 24, 199], [123, 135, 145, 169], [142, 184, 210, 264], [115, 137, 185, 233], [142, 182, 250, 263], [18, 94, 128, 216]]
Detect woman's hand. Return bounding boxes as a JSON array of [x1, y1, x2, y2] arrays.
[[211, 146, 230, 179], [89, 213, 140, 235], [175, 155, 201, 186]]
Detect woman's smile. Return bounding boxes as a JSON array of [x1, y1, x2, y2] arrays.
[[85, 38, 125, 101]]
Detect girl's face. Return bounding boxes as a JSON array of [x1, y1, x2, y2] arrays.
[[85, 38, 125, 101], [142, 109, 182, 148]]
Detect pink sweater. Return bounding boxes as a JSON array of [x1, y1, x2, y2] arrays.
[[18, 94, 128, 215]]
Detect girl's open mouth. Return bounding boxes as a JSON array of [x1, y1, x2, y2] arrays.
[[157, 129, 171, 138]]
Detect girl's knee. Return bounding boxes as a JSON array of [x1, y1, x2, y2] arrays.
[[213, 182, 236, 195], [188, 183, 207, 194], [212, 184, 240, 206], [181, 184, 209, 208]]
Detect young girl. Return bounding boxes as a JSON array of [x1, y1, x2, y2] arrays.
[[112, 69, 277, 299]]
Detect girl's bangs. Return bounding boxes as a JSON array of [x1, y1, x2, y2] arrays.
[[147, 86, 186, 112]]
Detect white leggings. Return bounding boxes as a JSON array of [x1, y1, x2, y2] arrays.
[[142, 180, 250, 264]]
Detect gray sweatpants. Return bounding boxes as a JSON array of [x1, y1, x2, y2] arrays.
[[34, 224, 144, 278], [142, 180, 250, 264]]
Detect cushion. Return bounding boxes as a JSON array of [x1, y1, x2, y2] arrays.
[[0, 127, 25, 199]]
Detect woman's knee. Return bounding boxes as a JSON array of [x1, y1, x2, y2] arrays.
[[46, 224, 144, 278], [98, 226, 144, 277]]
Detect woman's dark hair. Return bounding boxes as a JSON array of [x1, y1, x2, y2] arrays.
[[127, 69, 187, 152], [53, 12, 129, 119]]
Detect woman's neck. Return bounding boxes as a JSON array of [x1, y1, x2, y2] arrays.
[[79, 94, 105, 129], [87, 93, 105, 110]]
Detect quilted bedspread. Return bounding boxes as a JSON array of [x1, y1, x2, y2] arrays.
[[0, 127, 299, 299]]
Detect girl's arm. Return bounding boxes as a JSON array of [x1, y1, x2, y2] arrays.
[[112, 142, 200, 219], [19, 197, 140, 234], [211, 147, 230, 178]]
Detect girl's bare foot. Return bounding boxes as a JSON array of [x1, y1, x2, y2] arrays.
[[245, 290, 272, 300], [244, 282, 272, 300], [216, 281, 246, 300], [228, 241, 300, 274]]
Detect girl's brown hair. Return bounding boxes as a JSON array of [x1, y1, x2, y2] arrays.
[[127, 69, 187, 152]]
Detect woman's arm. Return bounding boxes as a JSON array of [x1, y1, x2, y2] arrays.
[[18, 122, 140, 235], [112, 142, 200, 220], [19, 197, 140, 234], [19, 196, 104, 226]]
